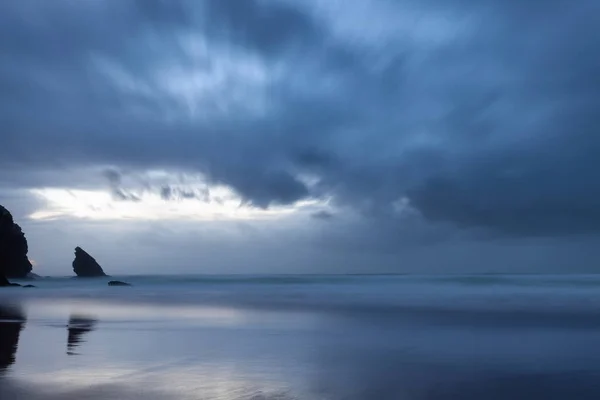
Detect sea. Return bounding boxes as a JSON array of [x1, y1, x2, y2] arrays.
[[1, 274, 600, 399]]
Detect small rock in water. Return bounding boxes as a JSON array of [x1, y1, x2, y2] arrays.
[[22, 284, 36, 288], [108, 280, 131, 287]]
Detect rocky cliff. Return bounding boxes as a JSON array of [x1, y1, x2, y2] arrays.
[[0, 205, 32, 280]]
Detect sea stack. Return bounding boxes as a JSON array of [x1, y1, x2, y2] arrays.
[[0, 205, 33, 279], [72, 247, 107, 277]]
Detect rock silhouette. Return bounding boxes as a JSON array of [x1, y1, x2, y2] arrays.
[[0, 275, 21, 287], [0, 305, 26, 372], [67, 315, 97, 355], [72, 247, 107, 277], [108, 280, 131, 287], [0, 205, 33, 279]]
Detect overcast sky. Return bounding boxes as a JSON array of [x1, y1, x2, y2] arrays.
[[1, 0, 599, 275]]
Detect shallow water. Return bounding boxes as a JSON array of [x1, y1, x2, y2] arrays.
[[1, 274, 600, 399]]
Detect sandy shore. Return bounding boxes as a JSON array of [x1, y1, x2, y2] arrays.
[[2, 278, 600, 399]]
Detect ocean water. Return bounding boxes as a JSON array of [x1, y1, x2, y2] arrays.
[[1, 274, 600, 399]]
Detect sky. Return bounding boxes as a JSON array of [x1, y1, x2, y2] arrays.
[[1, 0, 600, 275]]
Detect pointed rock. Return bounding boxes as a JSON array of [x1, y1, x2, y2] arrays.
[[72, 247, 107, 277]]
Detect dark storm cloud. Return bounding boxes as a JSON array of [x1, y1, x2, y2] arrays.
[[0, 0, 599, 236], [102, 170, 122, 186], [311, 211, 335, 221], [203, 0, 323, 54], [159, 185, 210, 202], [101, 169, 140, 202]]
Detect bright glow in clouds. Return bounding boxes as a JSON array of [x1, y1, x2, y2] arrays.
[[26, 169, 327, 221], [29, 187, 320, 221]]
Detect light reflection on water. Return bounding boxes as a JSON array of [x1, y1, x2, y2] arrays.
[[1, 291, 600, 399]]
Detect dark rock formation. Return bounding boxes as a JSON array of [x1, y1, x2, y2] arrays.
[[72, 247, 107, 277], [0, 205, 33, 279], [22, 284, 36, 288], [0, 305, 26, 372], [0, 276, 21, 287], [67, 315, 97, 355], [108, 280, 131, 287]]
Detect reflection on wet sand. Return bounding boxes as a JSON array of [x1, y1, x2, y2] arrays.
[[67, 316, 97, 356], [1, 297, 600, 400], [0, 305, 25, 373]]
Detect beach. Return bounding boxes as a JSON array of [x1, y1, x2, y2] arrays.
[[1, 275, 600, 399]]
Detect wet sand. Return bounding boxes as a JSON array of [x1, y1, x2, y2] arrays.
[[2, 276, 600, 399]]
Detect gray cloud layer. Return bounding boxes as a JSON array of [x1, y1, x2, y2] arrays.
[[1, 0, 599, 237]]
